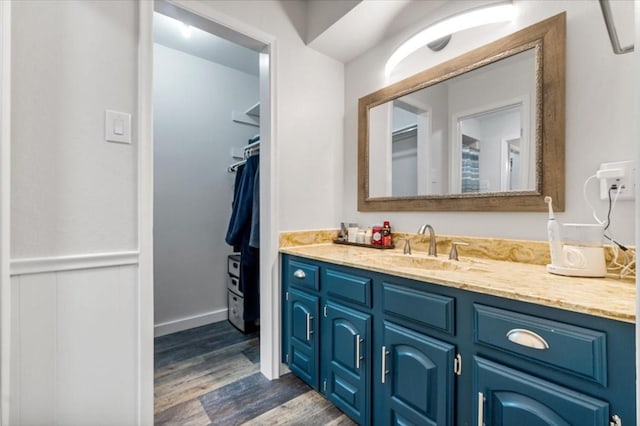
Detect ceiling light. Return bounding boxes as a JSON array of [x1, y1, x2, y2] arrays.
[[385, 3, 517, 76], [181, 23, 192, 39]]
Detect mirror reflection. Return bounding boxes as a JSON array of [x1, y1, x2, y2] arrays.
[[368, 48, 537, 198]]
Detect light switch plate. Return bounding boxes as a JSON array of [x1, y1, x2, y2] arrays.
[[105, 110, 131, 144]]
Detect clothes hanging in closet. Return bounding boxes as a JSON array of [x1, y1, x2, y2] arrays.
[[229, 162, 245, 252], [226, 154, 259, 322]]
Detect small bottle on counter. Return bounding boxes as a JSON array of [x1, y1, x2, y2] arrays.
[[347, 223, 359, 243], [371, 226, 383, 245], [365, 228, 373, 245], [382, 221, 392, 246]]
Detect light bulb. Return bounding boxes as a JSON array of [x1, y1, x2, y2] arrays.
[[181, 23, 192, 39], [385, 3, 517, 76]]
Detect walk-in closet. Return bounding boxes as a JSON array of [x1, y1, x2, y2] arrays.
[[152, 3, 265, 421]]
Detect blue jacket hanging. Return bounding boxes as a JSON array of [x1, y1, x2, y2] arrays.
[[225, 154, 260, 322], [226, 155, 258, 248]]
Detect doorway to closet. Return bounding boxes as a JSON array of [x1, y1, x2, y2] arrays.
[[150, 2, 270, 421]]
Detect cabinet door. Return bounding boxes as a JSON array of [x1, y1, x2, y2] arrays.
[[287, 288, 320, 389], [473, 357, 609, 426], [380, 321, 455, 426], [323, 301, 371, 425]]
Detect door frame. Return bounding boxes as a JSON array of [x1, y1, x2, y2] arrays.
[[137, 1, 280, 423], [0, 1, 11, 424]]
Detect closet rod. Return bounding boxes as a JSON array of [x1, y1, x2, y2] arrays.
[[244, 140, 260, 159], [228, 160, 245, 173]]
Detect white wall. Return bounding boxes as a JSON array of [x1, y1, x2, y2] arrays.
[[368, 103, 392, 197], [10, 1, 139, 424], [448, 49, 535, 192], [393, 106, 417, 130], [153, 43, 259, 332], [343, 0, 636, 244], [11, 0, 138, 258], [460, 109, 521, 192], [191, 0, 345, 232], [392, 134, 418, 197], [404, 83, 450, 194]]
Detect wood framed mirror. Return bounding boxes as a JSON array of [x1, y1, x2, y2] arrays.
[[358, 13, 565, 212]]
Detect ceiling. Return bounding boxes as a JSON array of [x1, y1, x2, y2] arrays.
[[153, 11, 259, 76], [154, 0, 635, 70], [303, 0, 449, 63]]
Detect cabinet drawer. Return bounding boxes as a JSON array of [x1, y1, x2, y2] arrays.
[[382, 282, 455, 335], [287, 259, 320, 291], [325, 269, 371, 307], [228, 254, 240, 278], [474, 304, 607, 385]]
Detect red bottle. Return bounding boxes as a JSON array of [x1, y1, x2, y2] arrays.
[[382, 221, 392, 246]]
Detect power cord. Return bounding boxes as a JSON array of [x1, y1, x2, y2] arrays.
[[604, 184, 626, 251], [602, 183, 635, 279], [582, 174, 603, 225], [583, 175, 634, 278]]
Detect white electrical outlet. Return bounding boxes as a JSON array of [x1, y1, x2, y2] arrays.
[[599, 160, 635, 200]]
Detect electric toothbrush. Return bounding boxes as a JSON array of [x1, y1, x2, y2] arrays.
[[544, 196, 563, 269]]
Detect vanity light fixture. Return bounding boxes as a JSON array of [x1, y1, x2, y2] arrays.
[[385, 2, 517, 76], [181, 22, 192, 39]]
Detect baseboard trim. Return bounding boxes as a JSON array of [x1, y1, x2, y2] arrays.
[[154, 308, 228, 337], [10, 251, 140, 276]]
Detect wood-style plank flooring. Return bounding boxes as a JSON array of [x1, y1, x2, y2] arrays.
[[154, 321, 356, 425]]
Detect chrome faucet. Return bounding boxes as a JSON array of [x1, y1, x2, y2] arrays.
[[418, 224, 437, 257]]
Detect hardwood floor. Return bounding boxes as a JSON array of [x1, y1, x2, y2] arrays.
[[154, 321, 356, 425]]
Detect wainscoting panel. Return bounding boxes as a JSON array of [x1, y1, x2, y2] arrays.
[[13, 273, 57, 426], [10, 261, 138, 426]]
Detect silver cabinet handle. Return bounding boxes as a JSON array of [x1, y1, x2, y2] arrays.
[[381, 346, 389, 384], [305, 313, 313, 341], [506, 328, 550, 350], [355, 335, 363, 369], [293, 269, 306, 279], [478, 392, 484, 426]]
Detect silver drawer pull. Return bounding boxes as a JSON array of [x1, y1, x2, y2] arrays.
[[293, 269, 306, 279], [381, 346, 389, 384], [355, 335, 364, 369], [477, 392, 484, 426], [305, 313, 313, 341], [506, 328, 549, 350]]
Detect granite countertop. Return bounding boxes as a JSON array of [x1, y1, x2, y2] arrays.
[[280, 243, 636, 324]]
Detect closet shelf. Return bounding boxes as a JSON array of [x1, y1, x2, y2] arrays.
[[231, 111, 258, 127], [232, 101, 260, 128], [245, 102, 260, 117]]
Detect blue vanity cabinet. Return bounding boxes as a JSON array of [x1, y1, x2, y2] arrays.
[[287, 287, 320, 389], [379, 321, 456, 426], [280, 254, 635, 425], [322, 300, 372, 425], [468, 300, 634, 425], [473, 357, 610, 425]]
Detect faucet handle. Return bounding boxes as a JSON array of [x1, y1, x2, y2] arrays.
[[403, 239, 412, 255], [449, 241, 469, 261]]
